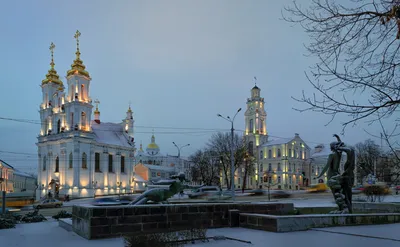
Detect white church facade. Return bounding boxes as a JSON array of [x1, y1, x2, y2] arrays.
[[242, 83, 311, 190], [36, 31, 137, 200]]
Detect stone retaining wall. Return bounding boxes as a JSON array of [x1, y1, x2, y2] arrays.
[[240, 212, 400, 232], [72, 202, 294, 239]]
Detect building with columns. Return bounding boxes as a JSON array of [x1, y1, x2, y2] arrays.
[[242, 83, 310, 190], [36, 32, 136, 200]]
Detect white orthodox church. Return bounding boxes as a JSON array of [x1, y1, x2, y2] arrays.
[[36, 31, 138, 200]]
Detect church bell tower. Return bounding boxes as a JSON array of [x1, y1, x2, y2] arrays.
[[244, 77, 268, 155]]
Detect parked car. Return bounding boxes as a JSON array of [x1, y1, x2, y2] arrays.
[[0, 207, 20, 214], [34, 199, 63, 209], [188, 186, 221, 199]]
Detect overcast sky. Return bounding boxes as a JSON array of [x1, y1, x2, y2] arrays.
[[0, 0, 395, 173]]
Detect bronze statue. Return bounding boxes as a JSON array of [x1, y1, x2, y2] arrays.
[[128, 173, 189, 205], [316, 134, 354, 214]]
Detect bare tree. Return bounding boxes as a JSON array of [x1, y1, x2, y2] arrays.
[[241, 152, 256, 192], [207, 132, 247, 189], [355, 139, 382, 179], [283, 1, 400, 133], [189, 149, 220, 186]]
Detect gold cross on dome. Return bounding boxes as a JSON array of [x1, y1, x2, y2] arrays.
[[74, 30, 81, 49], [49, 42, 55, 55]]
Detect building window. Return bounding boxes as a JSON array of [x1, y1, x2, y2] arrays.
[[278, 176, 281, 183], [95, 153, 101, 172], [70, 112, 74, 128], [260, 150, 263, 160], [294, 149, 297, 159], [289, 176, 292, 184], [69, 152, 73, 169], [300, 151, 303, 160], [43, 156, 46, 171], [260, 119, 264, 133], [268, 163, 272, 171], [121, 156, 125, 173], [57, 119, 61, 134], [288, 163, 291, 171], [312, 166, 315, 174], [259, 164, 263, 173], [277, 163, 281, 171], [289, 149, 292, 158], [55, 156, 59, 173], [277, 149, 281, 158], [81, 112, 87, 130], [249, 119, 253, 132], [151, 172, 156, 177], [268, 150, 272, 158], [82, 152, 87, 169], [108, 154, 113, 173]]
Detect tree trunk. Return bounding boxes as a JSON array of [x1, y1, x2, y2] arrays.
[[242, 162, 248, 193]]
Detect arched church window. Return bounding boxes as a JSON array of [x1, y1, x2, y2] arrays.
[[249, 119, 253, 132], [81, 112, 87, 130], [69, 153, 73, 169], [71, 112, 74, 128], [82, 152, 87, 169], [55, 156, 59, 173], [57, 119, 61, 134], [81, 84, 85, 101], [43, 156, 47, 171]]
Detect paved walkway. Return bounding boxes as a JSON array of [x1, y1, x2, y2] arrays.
[[1, 220, 399, 247]]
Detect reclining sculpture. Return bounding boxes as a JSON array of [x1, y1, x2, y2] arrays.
[[129, 173, 189, 205]]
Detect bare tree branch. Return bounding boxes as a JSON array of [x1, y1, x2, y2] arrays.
[[284, 0, 400, 131]]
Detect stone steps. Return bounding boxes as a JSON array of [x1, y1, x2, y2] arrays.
[[59, 218, 73, 232], [239, 212, 400, 232]]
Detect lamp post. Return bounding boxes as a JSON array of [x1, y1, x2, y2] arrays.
[[217, 108, 242, 201], [0, 177, 5, 215], [264, 170, 275, 201], [172, 142, 190, 173], [172, 142, 190, 159]]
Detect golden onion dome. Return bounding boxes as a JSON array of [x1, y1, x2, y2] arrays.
[[147, 143, 159, 149], [42, 42, 64, 86], [66, 30, 90, 78]]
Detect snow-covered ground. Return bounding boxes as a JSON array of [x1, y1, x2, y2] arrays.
[[1, 220, 400, 247]]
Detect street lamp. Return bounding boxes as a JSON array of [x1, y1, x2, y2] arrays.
[[265, 170, 276, 201], [172, 142, 190, 159], [0, 177, 5, 215], [217, 108, 242, 201], [172, 142, 190, 174]]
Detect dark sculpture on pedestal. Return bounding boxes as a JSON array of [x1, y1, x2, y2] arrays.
[[129, 173, 189, 205], [316, 134, 355, 214]]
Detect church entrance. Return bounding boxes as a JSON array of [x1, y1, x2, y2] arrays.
[[49, 179, 60, 198]]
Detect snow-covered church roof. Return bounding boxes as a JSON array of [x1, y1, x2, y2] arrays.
[[91, 121, 134, 148]]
